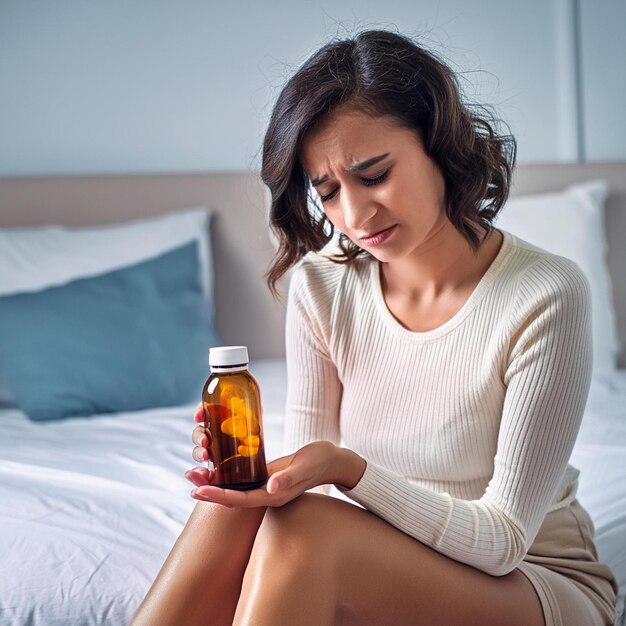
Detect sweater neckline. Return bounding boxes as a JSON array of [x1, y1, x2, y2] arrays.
[[370, 229, 514, 341]]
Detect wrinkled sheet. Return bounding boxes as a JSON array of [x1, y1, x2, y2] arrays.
[[0, 360, 624, 625]]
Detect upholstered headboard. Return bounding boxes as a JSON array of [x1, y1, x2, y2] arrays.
[[1, 161, 625, 364]]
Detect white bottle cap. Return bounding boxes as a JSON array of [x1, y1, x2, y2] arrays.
[[209, 346, 249, 368]]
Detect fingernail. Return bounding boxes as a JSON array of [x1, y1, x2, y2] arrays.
[[191, 489, 209, 501], [268, 479, 280, 494]]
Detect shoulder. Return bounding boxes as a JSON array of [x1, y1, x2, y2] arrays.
[[506, 233, 591, 306], [502, 234, 593, 380], [286, 249, 373, 350], [288, 248, 371, 308], [289, 250, 346, 292], [286, 250, 371, 353], [501, 233, 592, 350]]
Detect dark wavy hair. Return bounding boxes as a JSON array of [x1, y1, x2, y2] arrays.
[[262, 29, 517, 299]]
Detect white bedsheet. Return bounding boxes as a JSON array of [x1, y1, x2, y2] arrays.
[[0, 360, 624, 625]]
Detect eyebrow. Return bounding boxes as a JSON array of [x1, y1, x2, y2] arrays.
[[310, 152, 390, 187]]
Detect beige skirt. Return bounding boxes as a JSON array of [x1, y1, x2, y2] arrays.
[[517, 498, 619, 626]]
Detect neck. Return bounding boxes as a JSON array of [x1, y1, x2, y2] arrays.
[[380, 220, 500, 302]]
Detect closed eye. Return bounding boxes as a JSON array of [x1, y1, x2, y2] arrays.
[[319, 170, 390, 203], [362, 171, 389, 186]]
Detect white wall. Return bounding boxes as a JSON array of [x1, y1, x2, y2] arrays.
[[579, 0, 626, 161], [0, 0, 623, 176]]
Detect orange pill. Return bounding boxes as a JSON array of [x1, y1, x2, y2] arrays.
[[237, 444, 259, 457], [229, 397, 247, 419], [242, 435, 260, 448], [221, 417, 248, 438]]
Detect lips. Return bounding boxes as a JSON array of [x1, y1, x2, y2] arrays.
[[359, 225, 396, 241]]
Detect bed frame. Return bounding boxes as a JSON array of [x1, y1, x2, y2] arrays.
[[1, 161, 625, 365]]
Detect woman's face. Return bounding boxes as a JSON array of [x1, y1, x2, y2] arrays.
[[299, 107, 449, 262]]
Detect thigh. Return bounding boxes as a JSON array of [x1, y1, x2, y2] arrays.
[[131, 502, 267, 626], [270, 493, 545, 626]]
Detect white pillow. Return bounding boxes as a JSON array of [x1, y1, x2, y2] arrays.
[[0, 208, 214, 406], [496, 180, 619, 376], [0, 207, 213, 298]]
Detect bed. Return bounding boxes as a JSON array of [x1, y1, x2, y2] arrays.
[[0, 164, 625, 625]]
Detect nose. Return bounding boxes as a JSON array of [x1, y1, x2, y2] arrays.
[[340, 185, 377, 232]]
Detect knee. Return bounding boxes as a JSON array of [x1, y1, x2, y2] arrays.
[[249, 492, 342, 575]]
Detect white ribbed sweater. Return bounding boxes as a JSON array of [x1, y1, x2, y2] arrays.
[[283, 229, 593, 577]]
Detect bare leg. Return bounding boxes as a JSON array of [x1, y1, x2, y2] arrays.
[[130, 501, 266, 626], [233, 493, 545, 626]]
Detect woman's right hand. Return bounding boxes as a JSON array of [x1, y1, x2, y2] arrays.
[[191, 402, 211, 463], [185, 403, 215, 490]]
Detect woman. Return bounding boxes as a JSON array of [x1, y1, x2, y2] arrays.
[[132, 29, 618, 625]]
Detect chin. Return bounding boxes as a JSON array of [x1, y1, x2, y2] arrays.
[[361, 247, 401, 263]]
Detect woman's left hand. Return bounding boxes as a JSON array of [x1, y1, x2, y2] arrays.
[[185, 440, 365, 508]]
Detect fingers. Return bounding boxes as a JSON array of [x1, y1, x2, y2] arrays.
[[266, 471, 293, 494], [265, 455, 293, 476], [190, 481, 298, 508], [191, 452, 304, 506], [264, 454, 298, 493], [192, 425, 210, 448], [192, 485, 264, 507], [264, 448, 320, 495], [185, 466, 213, 487], [189, 443, 335, 509], [194, 402, 204, 423], [191, 418, 212, 464], [193, 445, 210, 463]]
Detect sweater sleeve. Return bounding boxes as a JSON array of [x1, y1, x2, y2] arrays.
[[282, 258, 343, 456], [336, 257, 593, 576]]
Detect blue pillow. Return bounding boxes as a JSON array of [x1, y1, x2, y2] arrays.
[[0, 241, 220, 421]]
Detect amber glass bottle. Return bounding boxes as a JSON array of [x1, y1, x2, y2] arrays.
[[201, 346, 268, 490]]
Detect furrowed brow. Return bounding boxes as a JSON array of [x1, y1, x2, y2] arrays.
[[310, 152, 390, 187]]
